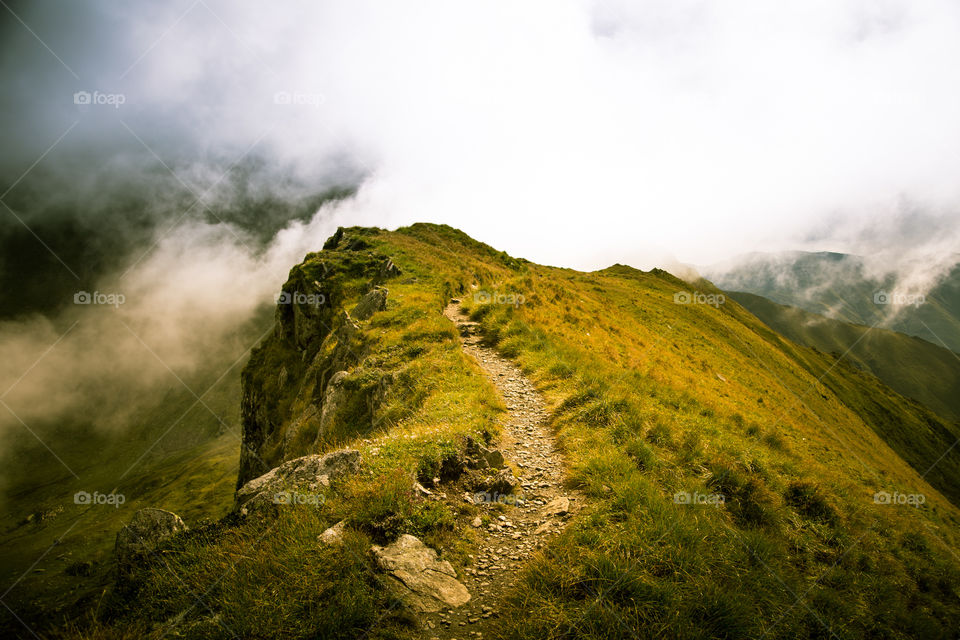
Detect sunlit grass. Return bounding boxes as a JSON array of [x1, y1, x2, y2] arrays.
[[50, 224, 960, 638]]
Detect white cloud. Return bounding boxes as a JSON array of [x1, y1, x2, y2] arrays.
[[3, 0, 960, 441]]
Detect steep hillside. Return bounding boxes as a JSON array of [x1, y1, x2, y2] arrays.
[[0, 308, 273, 634], [728, 290, 960, 422], [39, 225, 960, 640], [704, 251, 960, 353]]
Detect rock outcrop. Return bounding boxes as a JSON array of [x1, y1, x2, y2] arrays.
[[237, 228, 401, 489], [371, 534, 471, 612], [351, 286, 388, 320], [236, 449, 361, 514], [115, 509, 187, 579]]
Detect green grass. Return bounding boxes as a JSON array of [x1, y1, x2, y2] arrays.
[[24, 224, 960, 639], [453, 259, 960, 639], [729, 290, 960, 423]]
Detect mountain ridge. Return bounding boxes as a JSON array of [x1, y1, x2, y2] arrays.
[[5, 224, 960, 639]]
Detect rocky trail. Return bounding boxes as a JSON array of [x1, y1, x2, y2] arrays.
[[419, 302, 581, 639]]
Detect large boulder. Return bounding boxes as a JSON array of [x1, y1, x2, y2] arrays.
[[115, 509, 187, 579], [235, 449, 361, 513], [371, 534, 471, 612]]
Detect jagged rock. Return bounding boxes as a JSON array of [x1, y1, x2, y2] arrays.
[[376, 258, 401, 281], [115, 509, 187, 578], [238, 382, 273, 489], [481, 448, 505, 469], [235, 449, 361, 512], [282, 403, 320, 459], [323, 227, 345, 250], [318, 520, 347, 545], [237, 243, 402, 488], [317, 371, 349, 437], [470, 455, 489, 470], [328, 311, 361, 354], [414, 482, 432, 497], [371, 534, 471, 612], [287, 282, 335, 352], [352, 287, 388, 320], [464, 437, 505, 470], [471, 517, 482, 528], [484, 468, 519, 495], [439, 452, 468, 481], [543, 496, 570, 517]]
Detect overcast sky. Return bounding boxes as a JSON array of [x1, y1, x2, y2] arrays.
[[2, 0, 959, 275]]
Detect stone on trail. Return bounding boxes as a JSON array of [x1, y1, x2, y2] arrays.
[[482, 448, 506, 469], [372, 534, 471, 612], [485, 468, 519, 495], [543, 496, 570, 517]]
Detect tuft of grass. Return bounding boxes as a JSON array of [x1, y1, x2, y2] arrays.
[[784, 480, 838, 526]]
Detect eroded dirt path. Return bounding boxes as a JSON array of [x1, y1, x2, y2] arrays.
[[422, 302, 580, 639]]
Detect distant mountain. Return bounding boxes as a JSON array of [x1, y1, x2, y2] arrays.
[[728, 290, 960, 422], [704, 251, 960, 353]]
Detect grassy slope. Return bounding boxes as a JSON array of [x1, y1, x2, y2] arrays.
[[726, 291, 960, 423], [458, 260, 960, 639], [47, 225, 960, 639]]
